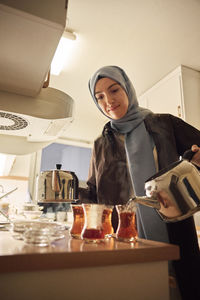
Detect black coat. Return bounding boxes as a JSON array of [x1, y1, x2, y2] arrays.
[[79, 113, 200, 299]]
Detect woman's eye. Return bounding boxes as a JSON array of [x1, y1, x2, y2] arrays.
[[96, 94, 104, 101], [111, 88, 119, 93]]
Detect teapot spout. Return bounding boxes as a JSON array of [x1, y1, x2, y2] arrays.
[[131, 196, 161, 210]]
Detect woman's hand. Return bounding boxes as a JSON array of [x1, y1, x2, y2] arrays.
[[191, 144, 200, 167]]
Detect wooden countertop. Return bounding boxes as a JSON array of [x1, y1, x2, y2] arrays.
[[0, 230, 180, 273]]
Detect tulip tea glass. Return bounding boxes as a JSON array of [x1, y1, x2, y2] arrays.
[[81, 204, 105, 243], [102, 205, 114, 238], [116, 204, 138, 242], [70, 204, 85, 238]]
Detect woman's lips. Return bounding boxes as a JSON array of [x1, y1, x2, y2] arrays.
[[108, 104, 120, 112]]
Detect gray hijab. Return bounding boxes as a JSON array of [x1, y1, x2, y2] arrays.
[[89, 66, 169, 243]]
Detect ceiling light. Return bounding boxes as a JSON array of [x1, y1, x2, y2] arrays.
[[51, 30, 77, 76]]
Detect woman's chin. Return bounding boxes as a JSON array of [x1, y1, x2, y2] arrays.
[[108, 113, 119, 120], [110, 112, 126, 120]]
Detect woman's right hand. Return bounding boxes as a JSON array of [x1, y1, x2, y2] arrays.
[[191, 144, 200, 167]]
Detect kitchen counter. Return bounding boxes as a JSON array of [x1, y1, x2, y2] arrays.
[[0, 230, 179, 300]]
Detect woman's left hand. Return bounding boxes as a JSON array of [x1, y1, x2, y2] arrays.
[[191, 144, 200, 167]]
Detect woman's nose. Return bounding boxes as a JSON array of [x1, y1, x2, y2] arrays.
[[105, 94, 114, 105]]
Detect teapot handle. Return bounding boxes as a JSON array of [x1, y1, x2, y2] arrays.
[[182, 150, 195, 161]]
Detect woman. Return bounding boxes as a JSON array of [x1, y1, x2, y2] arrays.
[[88, 65, 200, 300]]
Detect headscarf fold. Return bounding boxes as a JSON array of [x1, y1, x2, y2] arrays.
[[89, 66, 169, 242]]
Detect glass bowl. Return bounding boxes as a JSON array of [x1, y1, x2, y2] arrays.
[[23, 210, 43, 220], [23, 227, 52, 247], [10, 220, 66, 242]]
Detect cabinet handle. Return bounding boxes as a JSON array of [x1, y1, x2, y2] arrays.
[[177, 105, 182, 118]]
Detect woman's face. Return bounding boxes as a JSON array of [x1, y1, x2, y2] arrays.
[[94, 78, 129, 120]]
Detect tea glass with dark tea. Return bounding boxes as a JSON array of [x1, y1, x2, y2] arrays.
[[81, 204, 105, 243], [102, 205, 114, 238], [70, 204, 85, 239], [116, 204, 137, 242]]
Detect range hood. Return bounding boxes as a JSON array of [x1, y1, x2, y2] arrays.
[[0, 0, 75, 155], [0, 87, 74, 155]]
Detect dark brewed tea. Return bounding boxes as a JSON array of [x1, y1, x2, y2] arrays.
[[116, 211, 137, 241], [102, 208, 114, 237], [82, 228, 104, 239], [70, 205, 85, 238], [81, 203, 106, 243]]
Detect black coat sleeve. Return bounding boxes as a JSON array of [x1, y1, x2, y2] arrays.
[[169, 114, 200, 155]]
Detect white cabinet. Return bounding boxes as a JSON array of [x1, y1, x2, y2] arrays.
[[0, 0, 67, 96], [138, 65, 200, 130]]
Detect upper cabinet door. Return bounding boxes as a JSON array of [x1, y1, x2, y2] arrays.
[[138, 66, 200, 130], [146, 74, 184, 118], [139, 67, 184, 118]]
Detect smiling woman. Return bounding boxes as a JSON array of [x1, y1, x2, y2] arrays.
[[88, 65, 200, 300], [94, 78, 129, 120]]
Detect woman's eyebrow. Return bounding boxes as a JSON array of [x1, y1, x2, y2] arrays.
[[95, 90, 101, 95], [108, 83, 119, 91], [95, 83, 119, 95]]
